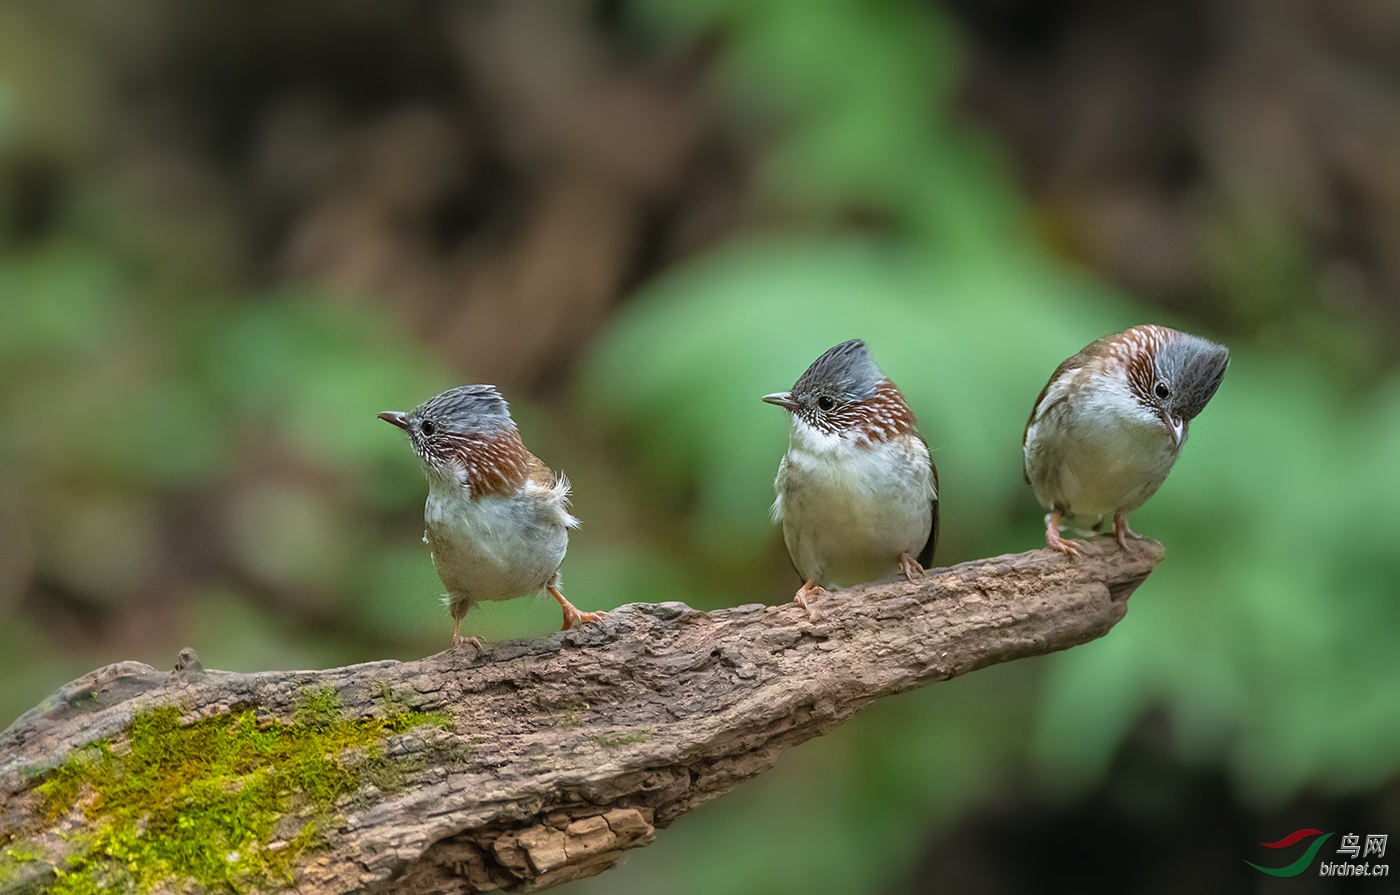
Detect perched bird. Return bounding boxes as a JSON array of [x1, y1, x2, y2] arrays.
[[1023, 324, 1229, 555], [764, 339, 939, 617], [379, 385, 603, 648]]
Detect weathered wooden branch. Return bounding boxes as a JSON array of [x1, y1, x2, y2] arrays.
[[0, 541, 1160, 894]]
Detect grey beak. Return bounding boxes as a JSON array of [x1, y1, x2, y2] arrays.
[[378, 411, 409, 430], [762, 391, 798, 411], [1165, 414, 1185, 447]]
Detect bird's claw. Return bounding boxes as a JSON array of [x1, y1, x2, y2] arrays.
[[547, 584, 606, 631], [793, 581, 827, 620], [898, 553, 925, 581], [1045, 528, 1087, 557], [452, 633, 483, 651], [1112, 513, 1144, 550], [560, 605, 607, 631], [1044, 511, 1087, 557]]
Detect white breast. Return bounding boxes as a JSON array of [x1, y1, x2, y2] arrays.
[[1024, 369, 1179, 521], [423, 469, 575, 608], [773, 420, 935, 588]]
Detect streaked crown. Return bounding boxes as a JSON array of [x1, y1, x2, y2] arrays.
[[409, 384, 515, 438], [764, 339, 917, 440], [379, 384, 522, 479], [793, 339, 883, 402]]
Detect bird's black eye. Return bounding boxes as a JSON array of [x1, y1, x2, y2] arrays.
[[419, 420, 436, 436], [816, 396, 835, 411], [1154, 383, 1170, 400]]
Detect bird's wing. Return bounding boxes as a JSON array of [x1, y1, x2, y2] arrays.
[[524, 452, 580, 529], [770, 454, 805, 581], [917, 436, 940, 569], [525, 453, 558, 490], [770, 453, 789, 525], [1022, 337, 1114, 481]]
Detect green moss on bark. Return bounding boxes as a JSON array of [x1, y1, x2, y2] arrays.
[[28, 688, 450, 894]]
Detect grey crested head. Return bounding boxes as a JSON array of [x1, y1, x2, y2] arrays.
[[763, 339, 886, 428], [1153, 332, 1229, 426], [379, 384, 517, 467], [794, 339, 884, 400]]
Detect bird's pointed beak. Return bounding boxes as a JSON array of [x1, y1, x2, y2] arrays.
[[1165, 414, 1184, 447], [378, 411, 409, 430], [762, 391, 798, 411]]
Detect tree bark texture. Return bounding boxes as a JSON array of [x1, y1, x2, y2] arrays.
[[0, 541, 1161, 894]]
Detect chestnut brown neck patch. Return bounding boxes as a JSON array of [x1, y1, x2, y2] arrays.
[[433, 429, 533, 498], [845, 379, 919, 444]]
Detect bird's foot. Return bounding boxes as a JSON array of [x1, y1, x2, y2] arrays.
[[549, 585, 606, 631], [559, 603, 607, 631], [1045, 513, 1086, 557], [450, 617, 482, 650], [451, 632, 484, 651], [1112, 512, 1144, 550], [793, 578, 827, 620], [898, 552, 925, 582]]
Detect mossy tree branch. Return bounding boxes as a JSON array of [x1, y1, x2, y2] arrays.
[[0, 541, 1161, 894]]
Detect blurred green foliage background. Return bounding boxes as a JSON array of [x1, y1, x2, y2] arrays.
[[2, 0, 1398, 891]]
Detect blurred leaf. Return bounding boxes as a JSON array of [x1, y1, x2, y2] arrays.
[[227, 482, 352, 592], [637, 0, 1018, 256], [201, 294, 448, 470], [183, 588, 354, 674], [354, 545, 452, 642], [0, 246, 120, 363]]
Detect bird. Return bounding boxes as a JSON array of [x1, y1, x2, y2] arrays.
[[763, 339, 939, 618], [379, 385, 604, 648], [1022, 324, 1229, 556]]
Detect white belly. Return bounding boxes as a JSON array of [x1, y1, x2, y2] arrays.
[[773, 428, 934, 588], [1026, 405, 1178, 521], [424, 482, 571, 608]]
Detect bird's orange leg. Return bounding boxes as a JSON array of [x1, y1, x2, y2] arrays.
[[549, 584, 606, 631], [898, 552, 925, 581], [793, 577, 827, 620], [1045, 511, 1087, 557], [1112, 509, 1144, 550]]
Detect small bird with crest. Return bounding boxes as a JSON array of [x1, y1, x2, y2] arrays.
[[379, 385, 604, 648], [763, 339, 939, 618], [1023, 324, 1229, 555]]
